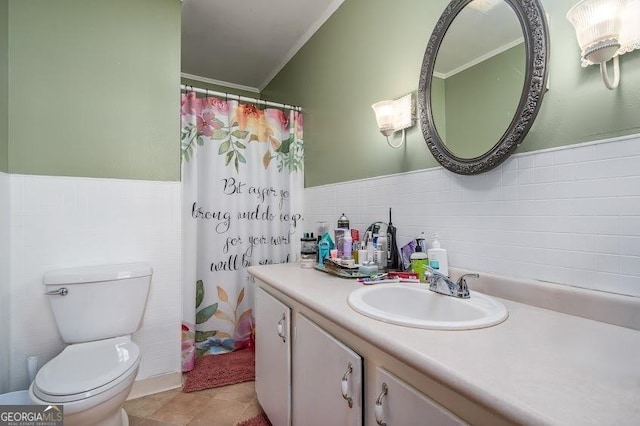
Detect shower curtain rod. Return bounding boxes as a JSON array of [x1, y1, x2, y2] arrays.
[[180, 84, 302, 112]]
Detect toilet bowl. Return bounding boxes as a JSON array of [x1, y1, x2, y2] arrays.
[[0, 356, 39, 406], [0, 390, 32, 405], [34, 263, 152, 426], [29, 336, 140, 426]]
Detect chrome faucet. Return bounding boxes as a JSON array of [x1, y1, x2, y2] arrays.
[[425, 267, 479, 299]]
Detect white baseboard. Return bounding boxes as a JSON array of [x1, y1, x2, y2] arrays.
[[127, 372, 182, 400]]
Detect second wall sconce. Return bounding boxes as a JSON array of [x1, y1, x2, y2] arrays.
[[567, 0, 640, 89], [371, 93, 416, 149]]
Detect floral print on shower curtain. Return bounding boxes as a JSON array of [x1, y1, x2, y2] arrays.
[[180, 92, 304, 371]]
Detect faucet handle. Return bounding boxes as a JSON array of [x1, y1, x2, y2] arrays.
[[456, 273, 479, 297]]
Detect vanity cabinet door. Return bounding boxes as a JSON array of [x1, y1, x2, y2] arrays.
[[370, 368, 467, 426], [255, 287, 291, 426], [293, 313, 363, 426]]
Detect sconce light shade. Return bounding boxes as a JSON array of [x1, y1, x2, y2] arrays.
[[619, 0, 640, 54], [567, 0, 640, 89], [371, 94, 416, 148], [371, 100, 396, 137], [567, 0, 623, 64]]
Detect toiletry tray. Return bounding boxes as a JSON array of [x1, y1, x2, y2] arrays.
[[314, 264, 369, 279], [313, 261, 370, 279]]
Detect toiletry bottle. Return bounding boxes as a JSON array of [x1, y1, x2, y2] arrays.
[[343, 230, 353, 259], [316, 221, 329, 262], [427, 233, 449, 276], [351, 230, 360, 263], [300, 233, 317, 268], [318, 240, 330, 266], [352, 241, 358, 264], [377, 234, 387, 270], [358, 245, 367, 265], [410, 242, 429, 283], [366, 231, 375, 263], [334, 228, 346, 258]]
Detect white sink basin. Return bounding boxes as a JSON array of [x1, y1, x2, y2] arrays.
[[348, 283, 508, 330]]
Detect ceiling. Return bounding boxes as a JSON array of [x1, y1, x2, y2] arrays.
[[181, 0, 342, 92], [181, 0, 524, 91]]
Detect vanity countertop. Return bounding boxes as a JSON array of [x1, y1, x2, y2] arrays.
[[248, 263, 640, 425]]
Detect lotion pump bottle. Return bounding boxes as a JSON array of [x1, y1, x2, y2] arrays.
[[427, 233, 448, 276]]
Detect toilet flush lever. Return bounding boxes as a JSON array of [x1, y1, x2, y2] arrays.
[[45, 288, 68, 296]]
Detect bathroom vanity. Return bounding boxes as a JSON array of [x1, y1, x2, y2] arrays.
[[248, 263, 640, 426]]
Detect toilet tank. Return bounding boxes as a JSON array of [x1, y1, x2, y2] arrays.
[[43, 263, 152, 344]]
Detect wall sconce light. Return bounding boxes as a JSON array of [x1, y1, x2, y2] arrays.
[[567, 0, 640, 89], [371, 93, 416, 149]]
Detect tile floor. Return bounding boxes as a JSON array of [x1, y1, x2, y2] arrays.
[[124, 381, 262, 426]]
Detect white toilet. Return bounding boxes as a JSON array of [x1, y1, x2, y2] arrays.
[[29, 263, 152, 426]]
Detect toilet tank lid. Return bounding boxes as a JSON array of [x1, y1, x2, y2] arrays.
[[43, 262, 153, 285]]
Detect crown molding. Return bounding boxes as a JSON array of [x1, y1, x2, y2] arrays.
[[439, 37, 524, 80], [258, 0, 346, 91], [180, 73, 260, 94]]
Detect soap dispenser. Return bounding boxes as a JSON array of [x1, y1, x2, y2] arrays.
[[410, 239, 428, 283], [416, 231, 427, 252], [427, 233, 448, 276]]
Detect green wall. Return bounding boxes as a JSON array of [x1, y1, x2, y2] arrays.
[[0, 0, 7, 173], [8, 0, 181, 181], [444, 43, 525, 158], [263, 0, 640, 187], [263, 0, 435, 186]]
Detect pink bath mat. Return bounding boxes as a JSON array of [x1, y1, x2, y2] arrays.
[[236, 412, 271, 426], [182, 349, 255, 393]]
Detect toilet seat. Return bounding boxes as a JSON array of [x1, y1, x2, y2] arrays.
[[33, 336, 140, 403]]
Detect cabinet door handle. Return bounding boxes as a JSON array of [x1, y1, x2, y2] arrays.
[[276, 313, 286, 342], [340, 362, 353, 408], [375, 382, 388, 426]]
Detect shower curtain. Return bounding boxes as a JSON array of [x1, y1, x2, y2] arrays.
[[180, 91, 304, 371]]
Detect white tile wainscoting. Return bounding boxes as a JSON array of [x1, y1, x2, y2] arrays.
[[0, 171, 11, 393], [304, 134, 640, 297], [7, 174, 182, 391]]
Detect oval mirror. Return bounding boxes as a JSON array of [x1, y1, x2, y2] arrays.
[[418, 0, 549, 174]]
